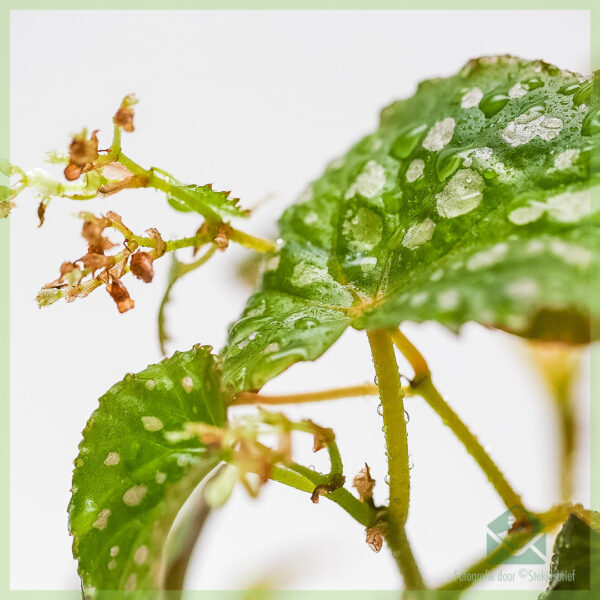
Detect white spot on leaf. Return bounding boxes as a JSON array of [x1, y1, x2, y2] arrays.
[[181, 376, 194, 393], [145, 379, 155, 391], [467, 243, 508, 271], [553, 149, 580, 171], [546, 190, 590, 222], [104, 452, 120, 466], [110, 546, 119, 557], [410, 292, 429, 307], [402, 218, 436, 250], [142, 416, 163, 432], [123, 485, 147, 507], [342, 207, 383, 251], [438, 289, 459, 310], [92, 508, 110, 530], [502, 109, 563, 147], [508, 203, 545, 225], [155, 471, 167, 484], [125, 573, 137, 593], [461, 87, 483, 108], [506, 278, 538, 299], [423, 117, 455, 151], [345, 160, 386, 199], [134, 545, 149, 565], [436, 169, 485, 218], [508, 82, 528, 98], [406, 159, 425, 182], [549, 241, 590, 268]]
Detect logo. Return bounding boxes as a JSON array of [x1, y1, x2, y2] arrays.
[[486, 506, 546, 565]]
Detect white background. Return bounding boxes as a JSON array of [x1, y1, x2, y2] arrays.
[[10, 9, 591, 591]]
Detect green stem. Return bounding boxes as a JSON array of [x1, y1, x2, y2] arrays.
[[438, 504, 571, 592], [555, 391, 576, 503], [410, 375, 523, 512], [367, 329, 424, 590], [229, 227, 276, 253], [231, 383, 380, 406], [117, 151, 276, 253], [270, 464, 377, 528]]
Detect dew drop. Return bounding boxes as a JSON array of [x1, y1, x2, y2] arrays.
[[436, 169, 485, 218], [479, 91, 510, 117], [581, 107, 600, 137], [342, 207, 383, 251], [573, 79, 592, 106], [390, 123, 428, 159], [293, 316, 319, 330]]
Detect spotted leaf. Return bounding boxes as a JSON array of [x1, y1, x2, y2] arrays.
[[539, 512, 600, 597], [223, 56, 599, 391], [69, 346, 229, 598]]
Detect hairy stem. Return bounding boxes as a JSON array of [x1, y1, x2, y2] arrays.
[[410, 375, 523, 512], [367, 329, 424, 590], [231, 383, 379, 406]]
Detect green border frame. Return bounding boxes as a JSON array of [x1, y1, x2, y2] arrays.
[[1, 4, 597, 600]]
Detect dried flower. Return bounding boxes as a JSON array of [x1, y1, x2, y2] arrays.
[[145, 228, 167, 257], [131, 251, 154, 283], [113, 107, 135, 132], [352, 463, 375, 502], [68, 130, 99, 167], [81, 217, 114, 254], [366, 522, 387, 553], [106, 278, 134, 313], [113, 93, 138, 132]]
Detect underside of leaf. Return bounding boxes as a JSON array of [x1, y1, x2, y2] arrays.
[[223, 56, 599, 391], [540, 512, 600, 597], [68, 346, 229, 598]]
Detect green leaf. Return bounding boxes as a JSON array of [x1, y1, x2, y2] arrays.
[[540, 512, 600, 597], [69, 346, 229, 598], [223, 56, 599, 391], [172, 183, 249, 220]]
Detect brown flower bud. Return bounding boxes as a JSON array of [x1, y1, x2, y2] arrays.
[[352, 463, 375, 502], [106, 279, 135, 313], [214, 223, 233, 251], [64, 163, 83, 181], [113, 106, 135, 132], [131, 251, 154, 283]]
